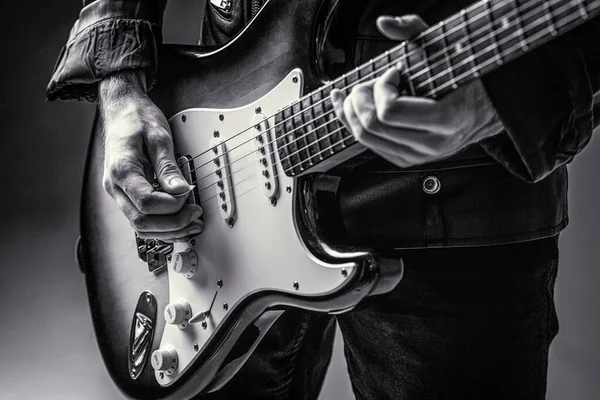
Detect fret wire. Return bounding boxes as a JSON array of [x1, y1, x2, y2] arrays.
[[460, 9, 481, 79], [512, 0, 530, 50], [543, 0, 558, 35], [400, 43, 417, 95], [301, 95, 319, 163], [438, 21, 459, 90], [306, 92, 323, 160], [418, 37, 438, 98], [292, 102, 312, 167], [484, 0, 504, 65], [312, 90, 332, 157], [577, 0, 589, 18]]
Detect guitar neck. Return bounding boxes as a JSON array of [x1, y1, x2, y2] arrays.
[[277, 0, 600, 176]]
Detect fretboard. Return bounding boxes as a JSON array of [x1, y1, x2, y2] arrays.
[[276, 0, 600, 176]]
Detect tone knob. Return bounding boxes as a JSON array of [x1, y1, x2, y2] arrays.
[[164, 300, 191, 328], [151, 346, 178, 375], [171, 249, 198, 278]]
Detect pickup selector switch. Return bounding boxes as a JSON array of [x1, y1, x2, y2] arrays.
[[171, 249, 198, 278], [164, 300, 192, 328], [151, 346, 178, 375]]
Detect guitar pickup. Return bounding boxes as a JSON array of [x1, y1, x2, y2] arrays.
[[210, 138, 236, 221], [252, 115, 278, 199]]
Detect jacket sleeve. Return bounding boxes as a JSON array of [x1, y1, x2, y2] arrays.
[[479, 18, 600, 183], [46, 0, 167, 102]]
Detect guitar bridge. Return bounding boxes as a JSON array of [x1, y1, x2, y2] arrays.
[[136, 236, 173, 273]]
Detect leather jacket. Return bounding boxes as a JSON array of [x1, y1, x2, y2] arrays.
[[47, 0, 600, 249]]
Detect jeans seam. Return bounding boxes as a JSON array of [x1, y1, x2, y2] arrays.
[[276, 313, 312, 400]]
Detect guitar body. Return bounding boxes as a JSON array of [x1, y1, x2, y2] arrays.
[[81, 1, 403, 399]]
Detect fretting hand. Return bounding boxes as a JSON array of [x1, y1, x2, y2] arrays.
[[100, 71, 204, 242], [331, 15, 503, 168]]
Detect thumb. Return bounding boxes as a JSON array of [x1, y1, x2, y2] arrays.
[[376, 15, 429, 41], [150, 137, 192, 196]]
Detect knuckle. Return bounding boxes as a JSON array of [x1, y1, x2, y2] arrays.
[[361, 109, 378, 131], [354, 126, 366, 142], [375, 100, 392, 123], [102, 175, 114, 195], [108, 159, 132, 182], [129, 214, 146, 231], [156, 158, 180, 178], [136, 194, 155, 214]]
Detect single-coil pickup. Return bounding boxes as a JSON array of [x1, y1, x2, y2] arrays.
[[253, 116, 278, 199], [210, 139, 236, 220]]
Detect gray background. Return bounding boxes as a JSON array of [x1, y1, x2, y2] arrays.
[[1, 1, 598, 399]]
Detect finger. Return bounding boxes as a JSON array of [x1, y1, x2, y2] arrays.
[[145, 127, 192, 196], [376, 15, 429, 41], [373, 95, 453, 132], [373, 65, 402, 119], [330, 89, 350, 129], [113, 186, 203, 233], [120, 172, 188, 215], [136, 220, 205, 242], [343, 94, 366, 140], [349, 89, 437, 157]]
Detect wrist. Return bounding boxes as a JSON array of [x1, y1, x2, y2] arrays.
[[99, 70, 148, 102], [472, 81, 504, 142], [99, 70, 149, 118]]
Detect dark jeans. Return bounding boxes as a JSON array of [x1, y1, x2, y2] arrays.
[[205, 237, 560, 400]]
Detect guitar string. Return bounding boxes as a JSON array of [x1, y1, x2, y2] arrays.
[[185, 0, 565, 195], [194, 0, 589, 217], [181, 0, 540, 187], [176, 0, 507, 170]]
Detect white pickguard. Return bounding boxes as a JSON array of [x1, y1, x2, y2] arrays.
[[156, 69, 359, 386]]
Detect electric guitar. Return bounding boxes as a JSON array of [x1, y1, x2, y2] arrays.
[[79, 0, 600, 398]]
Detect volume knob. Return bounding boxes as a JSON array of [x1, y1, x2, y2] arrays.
[[171, 249, 198, 278], [151, 346, 178, 375], [164, 300, 191, 328]]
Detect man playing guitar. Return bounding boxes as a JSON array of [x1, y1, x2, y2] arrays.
[[47, 0, 600, 399]]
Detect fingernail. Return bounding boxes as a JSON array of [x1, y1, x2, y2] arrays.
[[396, 61, 403, 70], [171, 185, 195, 198], [190, 226, 203, 235], [191, 207, 203, 219], [169, 177, 187, 187]]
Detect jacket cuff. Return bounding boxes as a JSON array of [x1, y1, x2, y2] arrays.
[[479, 28, 595, 183], [46, 0, 165, 102]]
